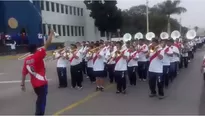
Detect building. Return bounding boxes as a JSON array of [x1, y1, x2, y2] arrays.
[[0, 0, 105, 45]]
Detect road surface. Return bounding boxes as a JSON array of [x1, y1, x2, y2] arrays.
[[0, 48, 204, 115]]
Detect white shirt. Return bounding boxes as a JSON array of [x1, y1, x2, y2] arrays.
[[7, 41, 16, 50], [68, 50, 81, 66], [105, 49, 116, 64], [55, 53, 68, 67], [78, 47, 84, 62], [93, 49, 105, 71], [128, 51, 139, 67], [163, 46, 173, 66], [114, 49, 130, 71], [148, 47, 164, 73], [102, 46, 109, 63], [138, 44, 148, 62], [170, 45, 180, 62], [85, 52, 93, 68]]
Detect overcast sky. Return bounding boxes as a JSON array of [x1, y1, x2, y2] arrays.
[[117, 0, 205, 28]]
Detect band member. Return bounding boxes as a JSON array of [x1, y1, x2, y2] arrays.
[[93, 43, 106, 91], [127, 45, 139, 86], [21, 30, 54, 115], [181, 40, 189, 68], [161, 39, 173, 88], [55, 47, 68, 88], [138, 39, 149, 81], [69, 44, 83, 89], [148, 38, 165, 99], [105, 44, 116, 83], [86, 44, 95, 83], [114, 41, 129, 94], [76, 42, 86, 80], [170, 39, 180, 79]]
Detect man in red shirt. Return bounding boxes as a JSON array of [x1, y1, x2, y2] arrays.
[[21, 30, 54, 115]]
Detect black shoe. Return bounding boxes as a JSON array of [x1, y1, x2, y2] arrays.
[[100, 87, 104, 92], [149, 94, 157, 97], [116, 91, 121, 94], [96, 87, 100, 91]]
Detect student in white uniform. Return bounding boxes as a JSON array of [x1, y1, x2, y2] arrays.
[[127, 44, 139, 86], [148, 39, 165, 99], [105, 45, 116, 83], [161, 39, 173, 88], [170, 40, 180, 79], [85, 44, 95, 83], [114, 41, 129, 94], [92, 43, 105, 91], [138, 39, 149, 81], [55, 48, 68, 88], [68, 44, 83, 89]]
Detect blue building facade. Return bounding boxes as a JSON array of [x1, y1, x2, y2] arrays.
[[0, 1, 42, 45]]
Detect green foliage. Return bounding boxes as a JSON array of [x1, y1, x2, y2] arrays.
[[84, 0, 122, 33]]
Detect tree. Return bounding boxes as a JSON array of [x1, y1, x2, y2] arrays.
[[84, 0, 122, 39], [152, 0, 187, 35]]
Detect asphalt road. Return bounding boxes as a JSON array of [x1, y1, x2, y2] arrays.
[[0, 47, 205, 115]]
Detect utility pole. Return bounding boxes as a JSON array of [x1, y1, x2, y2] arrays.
[[179, 15, 182, 34], [146, 0, 149, 33]]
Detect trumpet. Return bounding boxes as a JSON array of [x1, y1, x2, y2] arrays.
[[149, 45, 160, 53], [115, 50, 122, 57]]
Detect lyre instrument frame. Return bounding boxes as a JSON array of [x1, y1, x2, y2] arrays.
[[171, 30, 181, 40]]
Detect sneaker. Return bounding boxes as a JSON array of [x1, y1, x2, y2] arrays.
[[77, 86, 83, 90], [158, 95, 165, 99], [116, 91, 121, 94], [143, 79, 146, 82], [122, 90, 126, 94], [149, 94, 156, 97], [96, 87, 100, 91], [86, 76, 89, 79], [139, 79, 142, 81], [100, 86, 104, 92]]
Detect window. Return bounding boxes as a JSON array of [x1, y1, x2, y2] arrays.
[[70, 6, 72, 15], [61, 4, 64, 13], [65, 6, 68, 14], [62, 25, 66, 36], [58, 25, 61, 36], [67, 26, 70, 36], [81, 8, 83, 16], [42, 24, 46, 35], [77, 8, 80, 16], [73, 7, 76, 15], [53, 24, 56, 32], [51, 2, 55, 12], [46, 1, 50, 11], [82, 27, 84, 36], [56, 3, 59, 12], [71, 26, 74, 36], [78, 27, 81, 36], [40, 1, 44, 10], [75, 26, 78, 36]]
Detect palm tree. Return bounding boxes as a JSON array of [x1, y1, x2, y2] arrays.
[[153, 0, 187, 35]]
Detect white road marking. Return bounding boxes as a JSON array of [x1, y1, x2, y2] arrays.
[[0, 73, 5, 76], [0, 79, 52, 84]]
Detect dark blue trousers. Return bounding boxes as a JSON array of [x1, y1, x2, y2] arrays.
[[138, 61, 147, 79], [148, 72, 164, 96], [57, 67, 67, 87], [163, 65, 170, 88], [34, 84, 48, 115]]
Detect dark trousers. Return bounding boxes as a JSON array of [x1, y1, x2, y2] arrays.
[[179, 56, 183, 69], [115, 71, 126, 92], [107, 64, 115, 83], [182, 57, 188, 68], [169, 62, 175, 81], [163, 66, 170, 88], [127, 66, 137, 85], [34, 84, 48, 115], [138, 61, 147, 79], [188, 51, 193, 60], [87, 67, 95, 82], [81, 59, 86, 75], [57, 67, 67, 87], [148, 72, 164, 96], [70, 64, 83, 88]]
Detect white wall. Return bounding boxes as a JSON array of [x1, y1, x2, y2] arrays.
[[41, 0, 102, 43]]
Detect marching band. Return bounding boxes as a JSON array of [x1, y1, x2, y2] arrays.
[[21, 29, 205, 114]]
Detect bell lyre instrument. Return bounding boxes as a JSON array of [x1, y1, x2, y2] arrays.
[[171, 30, 181, 40], [186, 30, 196, 40], [134, 32, 143, 40]]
